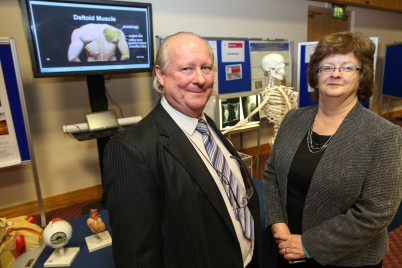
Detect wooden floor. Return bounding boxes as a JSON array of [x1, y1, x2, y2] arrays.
[[384, 226, 402, 267]]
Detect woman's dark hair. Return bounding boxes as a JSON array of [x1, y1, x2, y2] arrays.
[[307, 31, 375, 102]]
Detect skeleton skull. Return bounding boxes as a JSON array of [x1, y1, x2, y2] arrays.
[[261, 53, 286, 81]]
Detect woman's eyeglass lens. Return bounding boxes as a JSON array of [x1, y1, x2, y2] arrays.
[[318, 65, 361, 74]]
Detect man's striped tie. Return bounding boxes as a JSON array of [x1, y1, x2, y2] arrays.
[[196, 119, 254, 240]]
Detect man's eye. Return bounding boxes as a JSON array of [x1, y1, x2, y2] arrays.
[[202, 66, 212, 73], [181, 67, 193, 73]]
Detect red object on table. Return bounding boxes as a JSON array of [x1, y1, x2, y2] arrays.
[[14, 234, 26, 257]]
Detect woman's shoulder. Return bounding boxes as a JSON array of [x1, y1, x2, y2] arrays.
[[284, 105, 316, 121], [355, 106, 402, 145], [360, 106, 401, 132]]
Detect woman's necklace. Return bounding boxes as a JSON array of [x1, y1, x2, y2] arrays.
[[306, 120, 334, 154]]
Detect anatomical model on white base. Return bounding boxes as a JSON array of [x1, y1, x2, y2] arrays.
[[42, 218, 80, 267]]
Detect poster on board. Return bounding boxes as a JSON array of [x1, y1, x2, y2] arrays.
[[249, 40, 292, 92], [0, 37, 31, 167], [0, 62, 21, 168]]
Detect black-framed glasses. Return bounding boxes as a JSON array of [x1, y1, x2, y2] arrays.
[[216, 156, 254, 209], [318, 65, 361, 74]]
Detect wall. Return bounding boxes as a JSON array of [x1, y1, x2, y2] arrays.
[[0, 0, 402, 210]]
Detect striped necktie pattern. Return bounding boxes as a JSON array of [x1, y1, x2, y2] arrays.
[[196, 119, 254, 240]]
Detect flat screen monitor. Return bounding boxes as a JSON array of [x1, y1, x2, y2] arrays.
[[20, 0, 153, 78]]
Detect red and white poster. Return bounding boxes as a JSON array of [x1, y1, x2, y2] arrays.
[[221, 41, 245, 62]]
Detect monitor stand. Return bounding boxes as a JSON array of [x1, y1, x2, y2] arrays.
[[86, 74, 109, 206]]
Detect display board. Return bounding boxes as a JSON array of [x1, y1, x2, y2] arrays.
[[0, 37, 46, 227], [0, 38, 30, 166], [297, 41, 317, 108], [297, 37, 378, 108], [216, 39, 252, 94], [382, 43, 402, 98], [155, 36, 292, 95]]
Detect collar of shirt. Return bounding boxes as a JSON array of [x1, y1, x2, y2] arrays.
[[161, 97, 204, 136]]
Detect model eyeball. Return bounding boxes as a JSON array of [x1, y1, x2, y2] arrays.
[[42, 218, 72, 248], [50, 231, 67, 245]]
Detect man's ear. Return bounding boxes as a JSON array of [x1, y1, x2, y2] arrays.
[[155, 65, 164, 87]]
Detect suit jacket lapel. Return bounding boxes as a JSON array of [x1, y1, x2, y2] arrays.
[[284, 107, 316, 173]]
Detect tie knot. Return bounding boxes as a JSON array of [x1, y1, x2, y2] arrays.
[[196, 119, 211, 136]]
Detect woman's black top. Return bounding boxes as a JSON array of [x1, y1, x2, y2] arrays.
[[286, 131, 327, 234]]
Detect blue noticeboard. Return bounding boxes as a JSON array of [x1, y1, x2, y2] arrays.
[[0, 38, 30, 162], [382, 43, 402, 98], [216, 39, 252, 94], [297, 41, 317, 108]]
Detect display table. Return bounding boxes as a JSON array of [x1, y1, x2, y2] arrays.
[[34, 210, 114, 268], [17, 200, 401, 268]]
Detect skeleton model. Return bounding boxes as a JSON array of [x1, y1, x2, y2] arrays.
[[222, 53, 298, 147]]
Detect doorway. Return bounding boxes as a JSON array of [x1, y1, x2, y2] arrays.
[[307, 6, 352, 41]]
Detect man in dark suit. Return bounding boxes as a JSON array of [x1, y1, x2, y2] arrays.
[[103, 32, 262, 267]]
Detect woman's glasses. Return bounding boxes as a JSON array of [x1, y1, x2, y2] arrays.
[[318, 65, 361, 74]]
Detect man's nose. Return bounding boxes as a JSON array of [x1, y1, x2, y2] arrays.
[[193, 68, 206, 83]]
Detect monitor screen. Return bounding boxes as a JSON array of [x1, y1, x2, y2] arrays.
[[20, 0, 153, 77]]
